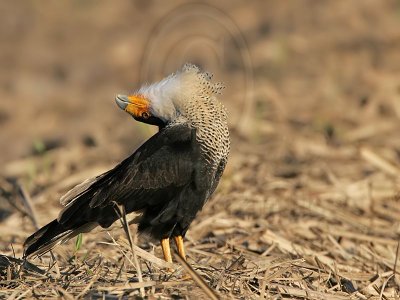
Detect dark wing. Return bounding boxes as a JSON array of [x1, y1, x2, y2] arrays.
[[57, 123, 198, 227], [24, 123, 200, 257]]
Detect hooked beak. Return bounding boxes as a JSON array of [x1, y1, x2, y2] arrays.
[[115, 94, 166, 128], [115, 94, 130, 110], [115, 94, 150, 119]]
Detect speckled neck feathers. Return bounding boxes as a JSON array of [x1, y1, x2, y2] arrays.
[[139, 64, 230, 170]]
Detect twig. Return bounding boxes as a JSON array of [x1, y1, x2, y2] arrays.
[[114, 203, 145, 297], [360, 147, 400, 177], [394, 238, 400, 276], [173, 251, 220, 300], [16, 180, 39, 230], [56, 286, 75, 300], [258, 269, 269, 299], [379, 274, 394, 300], [77, 273, 99, 298], [101, 236, 175, 269]]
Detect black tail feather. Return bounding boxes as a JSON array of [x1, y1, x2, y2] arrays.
[[23, 220, 72, 257]]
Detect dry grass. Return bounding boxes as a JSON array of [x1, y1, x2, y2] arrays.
[[1, 115, 399, 299], [1, 1, 400, 299]]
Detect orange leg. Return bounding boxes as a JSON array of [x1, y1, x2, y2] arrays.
[[174, 235, 186, 261], [161, 238, 172, 263]]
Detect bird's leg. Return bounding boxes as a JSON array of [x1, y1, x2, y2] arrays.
[[173, 235, 186, 261], [173, 235, 191, 280], [160, 237, 172, 263]]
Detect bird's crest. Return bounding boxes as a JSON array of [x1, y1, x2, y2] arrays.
[[135, 64, 225, 122]]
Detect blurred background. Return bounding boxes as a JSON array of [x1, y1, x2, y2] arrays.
[[1, 1, 399, 165], [1, 1, 400, 298]]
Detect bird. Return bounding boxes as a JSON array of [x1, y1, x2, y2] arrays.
[[23, 63, 230, 264]]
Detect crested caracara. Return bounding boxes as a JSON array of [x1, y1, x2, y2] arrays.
[[24, 64, 230, 263]]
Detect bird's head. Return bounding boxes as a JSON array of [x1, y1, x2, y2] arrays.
[[115, 64, 224, 127], [115, 94, 167, 127]]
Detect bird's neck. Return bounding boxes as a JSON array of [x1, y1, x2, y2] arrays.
[[182, 97, 231, 170]]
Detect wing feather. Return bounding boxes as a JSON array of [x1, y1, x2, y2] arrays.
[[57, 123, 197, 226], [59, 174, 107, 206]]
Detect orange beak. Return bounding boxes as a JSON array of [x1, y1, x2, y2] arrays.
[[115, 94, 150, 119]]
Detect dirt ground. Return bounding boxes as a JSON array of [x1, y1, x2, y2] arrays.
[[1, 1, 400, 299]]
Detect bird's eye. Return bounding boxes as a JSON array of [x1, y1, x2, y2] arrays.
[[141, 112, 149, 119]]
